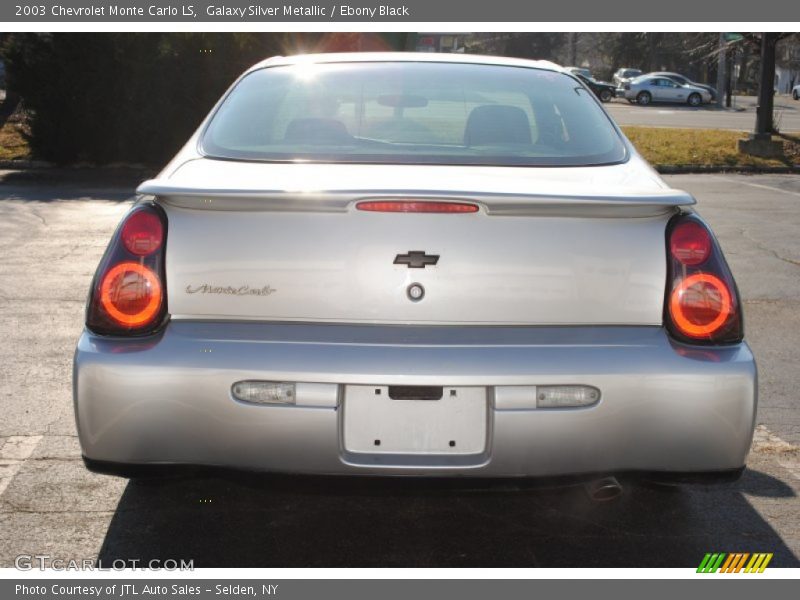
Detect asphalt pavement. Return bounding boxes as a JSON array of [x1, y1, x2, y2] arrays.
[[606, 94, 800, 132], [0, 170, 798, 568]]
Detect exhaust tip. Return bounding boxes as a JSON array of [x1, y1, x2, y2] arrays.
[[584, 476, 623, 502]]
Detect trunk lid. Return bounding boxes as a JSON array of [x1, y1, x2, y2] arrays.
[[143, 158, 692, 326]]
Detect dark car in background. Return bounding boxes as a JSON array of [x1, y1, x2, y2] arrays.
[[575, 72, 616, 102], [566, 66, 592, 79]]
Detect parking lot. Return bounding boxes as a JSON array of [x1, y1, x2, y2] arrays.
[[0, 170, 798, 568], [607, 94, 800, 131]]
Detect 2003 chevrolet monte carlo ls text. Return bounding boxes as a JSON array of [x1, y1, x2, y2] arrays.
[[73, 53, 757, 495]]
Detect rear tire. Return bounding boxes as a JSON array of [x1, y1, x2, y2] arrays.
[[688, 93, 702, 107], [599, 89, 613, 103], [794, 90, 799, 100], [636, 91, 652, 106]]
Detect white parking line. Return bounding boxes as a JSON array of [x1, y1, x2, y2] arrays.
[[752, 424, 798, 452], [715, 175, 800, 198], [751, 425, 800, 481], [0, 435, 43, 497]]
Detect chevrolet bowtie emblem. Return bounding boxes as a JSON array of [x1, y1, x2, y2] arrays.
[[394, 251, 440, 269]]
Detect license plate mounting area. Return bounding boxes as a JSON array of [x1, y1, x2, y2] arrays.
[[342, 385, 488, 455]]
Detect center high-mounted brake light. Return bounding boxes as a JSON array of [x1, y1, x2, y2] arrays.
[[356, 200, 479, 213], [664, 213, 742, 345], [86, 203, 168, 336]]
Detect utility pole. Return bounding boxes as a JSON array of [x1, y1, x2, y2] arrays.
[[725, 47, 734, 108], [716, 33, 727, 108], [754, 32, 778, 139], [739, 32, 783, 158]]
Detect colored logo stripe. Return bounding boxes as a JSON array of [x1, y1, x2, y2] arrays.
[[698, 552, 773, 573], [745, 553, 773, 573], [721, 553, 750, 573], [697, 553, 726, 573]]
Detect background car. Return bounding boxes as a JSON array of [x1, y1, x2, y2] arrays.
[[566, 66, 592, 79], [793, 83, 800, 100], [622, 75, 711, 106], [574, 72, 616, 102], [612, 67, 642, 88], [649, 71, 718, 101]]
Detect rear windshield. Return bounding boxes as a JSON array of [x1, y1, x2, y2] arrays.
[[201, 61, 627, 167]]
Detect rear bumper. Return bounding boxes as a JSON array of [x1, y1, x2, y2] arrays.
[[74, 322, 757, 479], [82, 456, 746, 486]]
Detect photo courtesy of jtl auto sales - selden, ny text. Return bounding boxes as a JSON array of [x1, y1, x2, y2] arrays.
[[1, 0, 800, 596]]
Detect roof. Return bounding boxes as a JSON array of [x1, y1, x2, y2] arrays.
[[246, 52, 565, 74]]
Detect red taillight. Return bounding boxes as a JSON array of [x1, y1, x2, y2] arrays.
[[99, 262, 163, 327], [86, 203, 168, 336], [356, 200, 479, 213], [670, 221, 711, 266], [121, 210, 163, 256], [665, 214, 742, 344], [669, 273, 733, 338]]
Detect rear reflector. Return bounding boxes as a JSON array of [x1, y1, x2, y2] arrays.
[[232, 381, 295, 405], [537, 385, 600, 408], [356, 200, 479, 213]]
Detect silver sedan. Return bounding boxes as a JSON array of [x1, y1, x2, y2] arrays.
[[622, 75, 713, 106], [73, 54, 755, 493]]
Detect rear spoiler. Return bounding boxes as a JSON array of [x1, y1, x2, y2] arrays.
[[137, 179, 695, 218]]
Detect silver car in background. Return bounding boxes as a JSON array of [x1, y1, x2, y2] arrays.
[[623, 75, 712, 106], [74, 54, 756, 489], [612, 67, 642, 89], [649, 71, 718, 101]]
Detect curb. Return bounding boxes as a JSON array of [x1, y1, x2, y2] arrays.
[[656, 164, 800, 174], [0, 159, 52, 169]]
